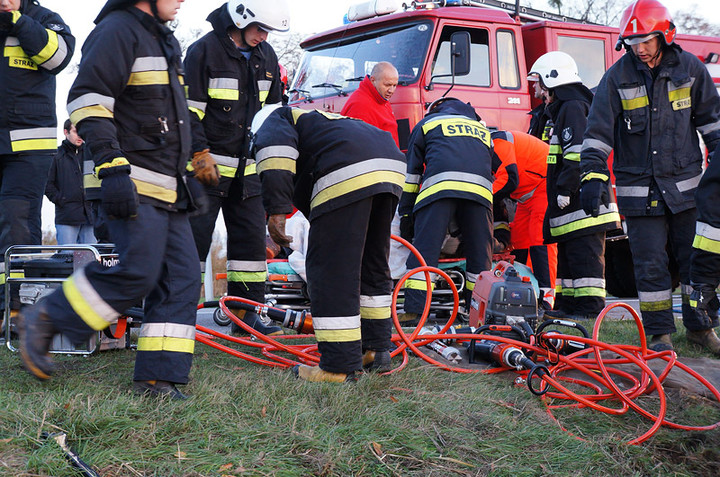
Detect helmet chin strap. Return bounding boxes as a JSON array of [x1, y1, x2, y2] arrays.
[[149, 0, 161, 22]]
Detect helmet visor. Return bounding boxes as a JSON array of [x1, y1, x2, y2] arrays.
[[623, 33, 659, 46]]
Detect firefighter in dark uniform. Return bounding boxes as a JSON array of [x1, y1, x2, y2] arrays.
[[250, 105, 406, 382], [184, 0, 288, 336], [581, 0, 720, 352], [0, 0, 74, 321], [18, 0, 209, 400], [398, 98, 499, 319], [529, 51, 621, 320]]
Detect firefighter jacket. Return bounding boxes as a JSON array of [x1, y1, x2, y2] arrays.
[[340, 75, 400, 147], [544, 84, 620, 243], [184, 5, 282, 198], [692, 143, 720, 286], [399, 99, 497, 217], [581, 44, 720, 217], [253, 108, 406, 220], [492, 130, 548, 203], [67, 8, 193, 211], [527, 103, 551, 142], [0, 0, 74, 155], [45, 139, 92, 225]]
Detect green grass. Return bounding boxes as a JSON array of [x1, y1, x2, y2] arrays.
[[1, 318, 720, 476]]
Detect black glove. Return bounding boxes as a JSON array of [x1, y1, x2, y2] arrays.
[[690, 283, 720, 328], [0, 11, 18, 31], [580, 179, 609, 217], [399, 214, 414, 242], [185, 173, 209, 215], [99, 164, 138, 219]]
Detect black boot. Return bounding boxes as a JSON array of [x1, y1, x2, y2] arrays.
[[362, 350, 392, 373], [132, 380, 188, 400], [17, 304, 56, 380], [230, 309, 283, 336]]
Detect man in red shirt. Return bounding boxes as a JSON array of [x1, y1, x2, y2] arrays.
[[341, 61, 399, 146]]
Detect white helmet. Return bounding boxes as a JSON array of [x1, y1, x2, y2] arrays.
[[527, 51, 582, 89], [227, 0, 290, 32], [251, 103, 283, 136]]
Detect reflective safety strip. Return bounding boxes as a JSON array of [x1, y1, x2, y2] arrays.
[[693, 221, 720, 254], [310, 158, 406, 210], [549, 203, 620, 237], [668, 79, 694, 110], [210, 153, 240, 178], [698, 119, 720, 136], [563, 144, 582, 162], [68, 93, 116, 124], [360, 294, 392, 320], [581, 138, 613, 157], [680, 283, 693, 303], [256, 145, 299, 174], [494, 221, 510, 232], [137, 323, 196, 354], [517, 187, 537, 203], [130, 164, 177, 203], [422, 116, 491, 147], [258, 80, 271, 106], [403, 173, 422, 193], [34, 30, 69, 71], [638, 289, 673, 312], [227, 260, 267, 284], [582, 173, 609, 183], [63, 267, 120, 331], [188, 100, 207, 121], [244, 159, 257, 176], [127, 57, 169, 86], [466, 271, 479, 291], [573, 277, 606, 298], [618, 85, 649, 110], [312, 315, 361, 342], [208, 77, 239, 100], [405, 277, 436, 291], [83, 160, 102, 189], [417, 171, 493, 204], [677, 173, 702, 193], [555, 278, 562, 294], [9, 127, 57, 152], [615, 185, 649, 197]]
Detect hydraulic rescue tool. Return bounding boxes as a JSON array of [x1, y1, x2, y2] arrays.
[[418, 326, 462, 363], [206, 299, 314, 334]]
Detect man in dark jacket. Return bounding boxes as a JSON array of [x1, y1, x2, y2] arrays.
[[183, 0, 288, 335], [45, 120, 96, 245], [580, 0, 720, 352], [0, 0, 74, 319], [251, 105, 406, 382], [18, 0, 208, 400]]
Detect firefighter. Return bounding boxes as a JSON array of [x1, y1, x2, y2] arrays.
[[580, 0, 720, 352], [18, 0, 207, 400], [528, 51, 621, 320], [250, 105, 406, 382], [0, 0, 74, 321], [398, 98, 498, 320], [184, 0, 289, 336], [492, 130, 558, 310], [527, 75, 551, 142]]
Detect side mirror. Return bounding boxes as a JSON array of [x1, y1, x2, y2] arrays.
[[450, 31, 471, 77]]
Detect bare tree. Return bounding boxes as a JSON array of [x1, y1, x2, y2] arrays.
[[268, 32, 308, 84], [673, 10, 720, 36]]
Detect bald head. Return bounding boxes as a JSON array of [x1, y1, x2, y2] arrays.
[[370, 62, 398, 100]]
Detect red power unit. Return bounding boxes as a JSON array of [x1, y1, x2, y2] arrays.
[[468, 261, 539, 332]]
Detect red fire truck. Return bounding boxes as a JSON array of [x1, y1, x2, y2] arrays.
[[287, 0, 720, 297]]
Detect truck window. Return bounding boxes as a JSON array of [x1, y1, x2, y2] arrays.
[[289, 22, 433, 103], [557, 36, 606, 89], [497, 30, 520, 89], [431, 26, 490, 87]]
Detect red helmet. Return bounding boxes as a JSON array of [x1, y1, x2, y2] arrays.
[[618, 0, 675, 49]]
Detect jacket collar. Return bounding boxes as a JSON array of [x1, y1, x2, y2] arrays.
[[359, 76, 386, 104], [208, 5, 266, 62]]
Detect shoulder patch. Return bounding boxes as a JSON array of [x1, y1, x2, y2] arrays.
[[47, 24, 65, 32], [562, 127, 573, 143]]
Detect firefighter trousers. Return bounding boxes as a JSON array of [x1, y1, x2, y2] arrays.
[[555, 231, 606, 316], [41, 203, 200, 384], [405, 199, 492, 314], [306, 193, 397, 374], [625, 210, 709, 334], [189, 177, 266, 303]]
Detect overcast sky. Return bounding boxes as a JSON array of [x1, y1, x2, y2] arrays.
[[36, 0, 720, 231]]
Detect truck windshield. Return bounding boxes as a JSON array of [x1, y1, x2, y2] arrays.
[[289, 21, 433, 103]]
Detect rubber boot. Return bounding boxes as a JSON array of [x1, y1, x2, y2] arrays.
[[397, 312, 418, 325], [133, 380, 189, 400], [16, 304, 56, 380], [649, 334, 674, 352], [229, 308, 283, 336], [362, 350, 392, 373], [686, 329, 720, 356], [292, 364, 357, 383]]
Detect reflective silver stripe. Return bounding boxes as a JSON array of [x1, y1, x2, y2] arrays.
[[83, 160, 95, 174], [618, 85, 648, 101], [187, 100, 207, 113], [574, 277, 605, 288], [677, 172, 702, 193], [73, 267, 120, 323], [680, 283, 693, 296], [561, 279, 573, 288], [581, 138, 613, 156], [0, 262, 5, 273], [565, 144, 582, 154], [140, 322, 196, 340], [667, 78, 695, 92], [312, 315, 361, 330], [132, 56, 168, 72], [209, 77, 238, 90], [255, 145, 299, 162], [698, 119, 720, 136], [9, 127, 56, 141], [68, 93, 116, 114], [409, 270, 438, 281], [548, 203, 619, 228], [517, 187, 536, 203], [5, 36, 19, 46], [360, 295, 392, 307], [227, 260, 267, 272], [420, 170, 493, 192], [257, 80, 271, 91], [466, 271, 480, 284], [498, 131, 514, 143], [210, 153, 240, 169], [549, 135, 560, 145], [311, 158, 406, 199], [41, 34, 68, 70], [405, 173, 422, 185], [696, 221, 720, 241], [129, 165, 176, 190], [615, 186, 649, 197], [199, 261, 205, 274], [638, 289, 672, 302]]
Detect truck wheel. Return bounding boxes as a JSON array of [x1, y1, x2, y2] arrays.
[[605, 239, 637, 298]]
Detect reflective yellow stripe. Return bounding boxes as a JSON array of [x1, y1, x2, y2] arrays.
[[137, 337, 195, 353], [128, 71, 169, 86], [244, 163, 257, 176], [217, 164, 238, 178], [693, 234, 720, 254], [132, 179, 177, 203], [11, 138, 56, 152], [256, 157, 296, 174], [84, 174, 102, 189], [550, 211, 620, 237], [574, 287, 606, 298], [227, 271, 267, 283], [259, 90, 269, 105], [208, 89, 239, 100], [4, 45, 24, 56], [416, 180, 493, 205], [189, 106, 205, 121], [564, 153, 580, 162], [360, 306, 391, 319], [314, 328, 362, 342], [311, 171, 405, 209], [96, 157, 130, 173], [668, 87, 691, 102], [405, 278, 435, 291], [63, 276, 110, 331], [582, 173, 609, 182], [70, 105, 114, 124], [31, 29, 58, 64], [466, 280, 476, 291], [639, 299, 673, 312], [403, 183, 420, 193], [621, 97, 649, 110]]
